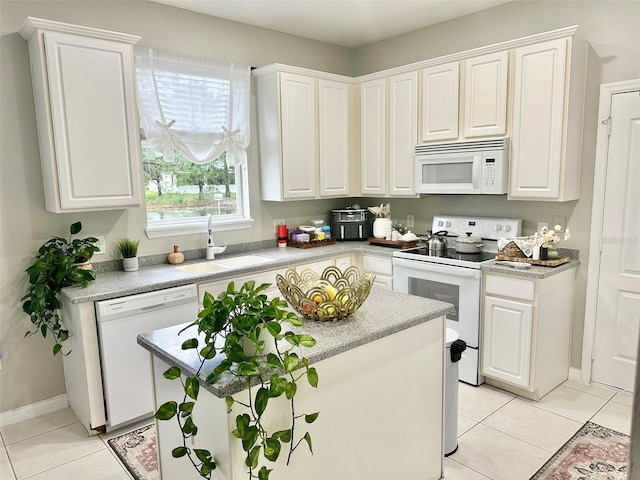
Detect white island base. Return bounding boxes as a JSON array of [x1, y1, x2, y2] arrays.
[[151, 316, 445, 480]]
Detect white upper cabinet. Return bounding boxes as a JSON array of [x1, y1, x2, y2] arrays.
[[360, 73, 418, 197], [463, 51, 508, 138], [19, 18, 143, 213], [421, 53, 507, 143], [388, 72, 418, 196], [421, 62, 459, 142], [319, 80, 350, 197], [509, 36, 587, 201], [254, 66, 352, 201], [360, 78, 387, 195], [279, 72, 317, 199]]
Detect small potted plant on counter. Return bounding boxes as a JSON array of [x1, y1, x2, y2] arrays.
[[155, 280, 319, 480], [116, 238, 140, 272], [22, 221, 100, 356]]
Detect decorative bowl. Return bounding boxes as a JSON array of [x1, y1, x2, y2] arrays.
[[275, 266, 375, 321]]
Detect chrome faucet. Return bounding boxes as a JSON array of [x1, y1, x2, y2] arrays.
[[205, 214, 226, 260]]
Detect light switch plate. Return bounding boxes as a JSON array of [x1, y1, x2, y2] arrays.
[[407, 215, 415, 228], [553, 215, 567, 230], [95, 236, 106, 255], [273, 219, 285, 233]]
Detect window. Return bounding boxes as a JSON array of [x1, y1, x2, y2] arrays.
[[134, 49, 252, 238]]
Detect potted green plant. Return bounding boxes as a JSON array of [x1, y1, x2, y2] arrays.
[[22, 221, 100, 356], [155, 280, 319, 480], [115, 238, 140, 272]]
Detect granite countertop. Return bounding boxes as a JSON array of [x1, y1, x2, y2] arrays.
[[137, 286, 454, 397], [482, 258, 580, 279], [60, 242, 394, 304]]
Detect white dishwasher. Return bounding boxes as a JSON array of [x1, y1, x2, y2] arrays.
[[96, 284, 198, 430]]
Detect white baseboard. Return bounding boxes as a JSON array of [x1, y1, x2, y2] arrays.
[[0, 394, 69, 428], [568, 367, 582, 383]]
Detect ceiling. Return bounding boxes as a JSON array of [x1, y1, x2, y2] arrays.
[[149, 0, 514, 48]]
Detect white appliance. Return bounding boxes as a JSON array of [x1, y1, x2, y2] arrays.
[[415, 138, 509, 195], [96, 284, 198, 430], [393, 215, 522, 385]]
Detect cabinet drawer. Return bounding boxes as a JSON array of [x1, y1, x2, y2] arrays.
[[485, 275, 535, 302], [199, 269, 282, 302], [362, 255, 393, 275]]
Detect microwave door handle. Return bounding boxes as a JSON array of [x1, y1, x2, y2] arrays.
[[472, 155, 482, 191]]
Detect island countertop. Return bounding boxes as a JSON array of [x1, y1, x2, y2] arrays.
[[137, 286, 454, 397]]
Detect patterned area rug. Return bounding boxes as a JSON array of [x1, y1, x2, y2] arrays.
[[107, 424, 159, 480], [530, 422, 629, 479]]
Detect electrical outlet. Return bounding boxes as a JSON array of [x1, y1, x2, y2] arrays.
[[553, 215, 567, 230], [95, 235, 107, 255], [537, 222, 548, 232], [273, 219, 285, 233], [407, 215, 415, 228]]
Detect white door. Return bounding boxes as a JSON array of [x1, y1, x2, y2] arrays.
[[421, 62, 459, 142], [388, 71, 418, 196], [280, 72, 316, 199], [591, 88, 640, 392], [482, 296, 533, 389], [509, 38, 567, 199], [360, 79, 386, 195], [318, 79, 350, 197], [463, 51, 508, 138]]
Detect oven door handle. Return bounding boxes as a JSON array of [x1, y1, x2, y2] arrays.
[[392, 257, 482, 278]]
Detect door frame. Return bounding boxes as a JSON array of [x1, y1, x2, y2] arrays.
[[581, 78, 640, 385]]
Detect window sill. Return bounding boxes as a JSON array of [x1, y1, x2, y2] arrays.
[[146, 217, 255, 239]]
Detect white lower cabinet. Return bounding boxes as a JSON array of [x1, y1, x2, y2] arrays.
[[481, 269, 575, 400], [361, 254, 393, 290], [482, 296, 533, 389]]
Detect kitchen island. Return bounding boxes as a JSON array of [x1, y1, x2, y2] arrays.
[[138, 287, 454, 480]]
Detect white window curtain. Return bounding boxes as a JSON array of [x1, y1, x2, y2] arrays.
[[134, 48, 250, 166]]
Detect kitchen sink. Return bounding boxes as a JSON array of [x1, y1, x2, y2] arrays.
[[175, 255, 275, 274]]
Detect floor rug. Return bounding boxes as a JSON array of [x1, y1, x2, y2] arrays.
[[530, 422, 629, 480], [107, 424, 159, 480]]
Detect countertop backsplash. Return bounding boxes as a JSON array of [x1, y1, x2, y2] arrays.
[[92, 239, 279, 273]]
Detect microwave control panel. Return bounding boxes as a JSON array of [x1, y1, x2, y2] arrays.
[[480, 152, 508, 194]]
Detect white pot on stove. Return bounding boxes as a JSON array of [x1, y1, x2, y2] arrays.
[[453, 233, 485, 253]]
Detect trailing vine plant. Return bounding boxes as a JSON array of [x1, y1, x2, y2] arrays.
[[155, 281, 319, 480], [21, 221, 100, 355]]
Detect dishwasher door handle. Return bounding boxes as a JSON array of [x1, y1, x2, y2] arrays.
[[137, 303, 166, 313]]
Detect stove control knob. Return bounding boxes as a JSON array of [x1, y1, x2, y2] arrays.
[[504, 225, 512, 232], [446, 221, 451, 227], [437, 220, 444, 227], [494, 225, 502, 231]]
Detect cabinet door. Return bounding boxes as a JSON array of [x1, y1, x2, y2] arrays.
[[509, 38, 567, 199], [463, 52, 508, 138], [280, 73, 317, 199], [319, 80, 350, 197], [43, 31, 142, 211], [334, 255, 352, 270], [421, 62, 459, 142], [360, 79, 386, 195], [388, 72, 418, 196], [482, 296, 533, 388]]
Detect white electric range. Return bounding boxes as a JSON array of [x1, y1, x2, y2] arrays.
[[393, 215, 522, 385]]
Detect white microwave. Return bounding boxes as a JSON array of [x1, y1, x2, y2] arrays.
[[415, 138, 509, 195]]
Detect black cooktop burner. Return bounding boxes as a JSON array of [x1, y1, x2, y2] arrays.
[[400, 247, 496, 263]]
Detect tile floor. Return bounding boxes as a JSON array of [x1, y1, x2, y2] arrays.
[[0, 380, 633, 480]]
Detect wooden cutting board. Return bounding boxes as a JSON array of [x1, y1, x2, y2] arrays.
[[368, 237, 418, 249]]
